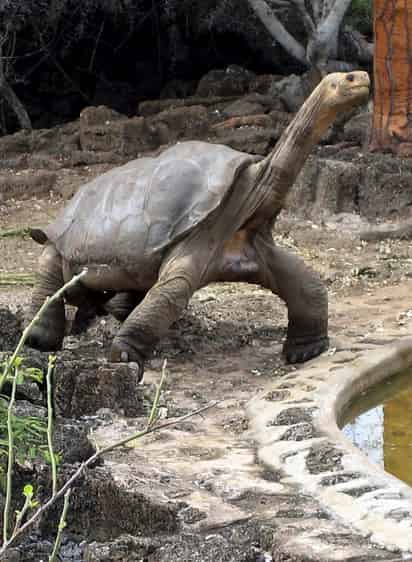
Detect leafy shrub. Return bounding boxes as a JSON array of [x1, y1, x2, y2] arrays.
[[0, 358, 49, 490], [346, 0, 372, 36]]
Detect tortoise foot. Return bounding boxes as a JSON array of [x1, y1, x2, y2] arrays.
[[283, 336, 329, 364], [26, 322, 64, 352], [110, 338, 145, 380]]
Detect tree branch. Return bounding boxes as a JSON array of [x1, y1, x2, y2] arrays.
[[308, 0, 353, 66], [0, 42, 32, 130], [289, 0, 315, 34], [319, 0, 353, 39], [247, 0, 308, 65], [311, 0, 323, 25], [33, 23, 92, 104]]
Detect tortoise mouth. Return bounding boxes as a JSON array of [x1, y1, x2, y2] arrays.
[[351, 85, 370, 94]]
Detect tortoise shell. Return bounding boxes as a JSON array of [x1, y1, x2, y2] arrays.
[[45, 141, 258, 266]]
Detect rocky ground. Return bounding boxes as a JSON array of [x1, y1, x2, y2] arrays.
[[2, 181, 412, 561]]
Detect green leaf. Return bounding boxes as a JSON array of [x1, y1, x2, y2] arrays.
[[21, 367, 44, 383], [23, 484, 34, 498], [12, 356, 23, 368], [42, 450, 62, 466], [15, 372, 25, 385]]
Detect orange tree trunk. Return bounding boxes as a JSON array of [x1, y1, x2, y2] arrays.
[[370, 0, 412, 156]]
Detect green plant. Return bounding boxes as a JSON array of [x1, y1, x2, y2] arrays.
[[346, 0, 372, 35], [0, 358, 49, 488]]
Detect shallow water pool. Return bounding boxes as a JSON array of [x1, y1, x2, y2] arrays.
[[341, 368, 412, 487]]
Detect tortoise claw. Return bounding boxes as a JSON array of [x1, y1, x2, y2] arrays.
[[110, 339, 145, 381], [283, 336, 329, 364]]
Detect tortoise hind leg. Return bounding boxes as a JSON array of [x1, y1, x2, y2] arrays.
[[65, 285, 114, 335], [104, 291, 145, 322], [253, 233, 329, 363], [26, 245, 66, 351]]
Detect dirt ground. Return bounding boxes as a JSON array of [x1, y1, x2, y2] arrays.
[[3, 170, 412, 560]]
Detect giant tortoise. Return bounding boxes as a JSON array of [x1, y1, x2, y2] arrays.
[[27, 71, 370, 376]]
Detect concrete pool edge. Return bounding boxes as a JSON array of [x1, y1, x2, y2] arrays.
[[247, 337, 412, 555]]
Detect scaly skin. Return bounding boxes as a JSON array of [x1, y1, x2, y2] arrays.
[[26, 245, 66, 351], [252, 230, 329, 363]]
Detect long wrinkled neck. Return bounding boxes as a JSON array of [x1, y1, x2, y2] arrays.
[[256, 86, 336, 206]]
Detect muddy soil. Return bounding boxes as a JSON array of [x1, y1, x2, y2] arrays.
[[2, 173, 412, 561]]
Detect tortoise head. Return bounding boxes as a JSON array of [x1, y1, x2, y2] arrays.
[[305, 71, 370, 138], [318, 71, 370, 112]]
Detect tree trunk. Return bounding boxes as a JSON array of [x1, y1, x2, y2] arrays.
[[0, 80, 32, 131], [370, 0, 412, 155], [308, 0, 353, 66], [247, 0, 355, 74], [0, 44, 32, 131]]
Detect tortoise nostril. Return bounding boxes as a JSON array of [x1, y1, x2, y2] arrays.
[[346, 74, 355, 82]]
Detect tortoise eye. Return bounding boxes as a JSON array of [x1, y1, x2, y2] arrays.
[[346, 74, 354, 82], [331, 82, 337, 89]]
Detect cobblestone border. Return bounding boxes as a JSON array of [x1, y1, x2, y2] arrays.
[[247, 337, 412, 555]]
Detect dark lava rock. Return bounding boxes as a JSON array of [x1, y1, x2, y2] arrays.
[[306, 444, 344, 474], [2, 538, 54, 562], [40, 465, 180, 541], [196, 65, 255, 97], [53, 419, 96, 463], [279, 422, 319, 441], [0, 308, 22, 350], [3, 536, 86, 562], [84, 534, 158, 561], [54, 360, 153, 418], [268, 407, 316, 427], [149, 523, 271, 562], [14, 400, 46, 418]]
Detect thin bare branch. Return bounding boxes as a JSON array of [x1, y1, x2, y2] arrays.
[[88, 19, 105, 73], [322, 0, 335, 20], [0, 41, 32, 130], [33, 23, 92, 104], [311, 0, 323, 24], [267, 0, 290, 8]]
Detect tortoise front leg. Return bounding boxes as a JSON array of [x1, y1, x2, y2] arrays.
[[26, 245, 66, 351], [110, 258, 198, 374], [254, 234, 329, 363]]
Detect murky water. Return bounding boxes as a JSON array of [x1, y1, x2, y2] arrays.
[[341, 368, 412, 486]]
